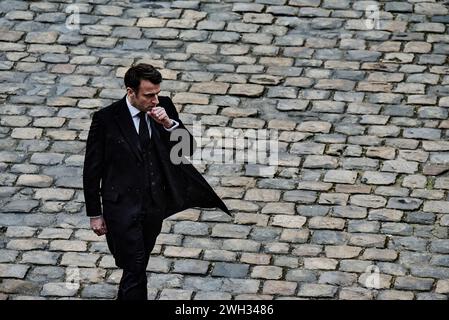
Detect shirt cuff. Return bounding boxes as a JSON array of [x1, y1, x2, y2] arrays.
[[89, 215, 102, 219], [164, 119, 179, 131]]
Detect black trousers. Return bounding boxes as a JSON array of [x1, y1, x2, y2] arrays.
[[116, 207, 163, 300]]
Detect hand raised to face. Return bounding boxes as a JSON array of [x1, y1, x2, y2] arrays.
[[149, 106, 172, 128]]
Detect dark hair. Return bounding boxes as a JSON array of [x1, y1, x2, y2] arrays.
[[124, 63, 162, 93]]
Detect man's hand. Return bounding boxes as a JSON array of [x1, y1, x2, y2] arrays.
[[90, 216, 107, 236], [149, 107, 173, 128]]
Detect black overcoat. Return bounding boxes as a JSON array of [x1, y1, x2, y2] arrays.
[[83, 95, 230, 229]]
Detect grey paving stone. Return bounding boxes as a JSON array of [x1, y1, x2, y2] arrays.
[[81, 284, 117, 299], [173, 260, 209, 275], [416, 292, 448, 300], [251, 266, 283, 280], [297, 283, 337, 298], [283, 190, 317, 203], [26, 266, 65, 283], [0, 264, 29, 279], [272, 215, 306, 228], [309, 217, 345, 230], [394, 277, 434, 291], [262, 280, 296, 295], [342, 158, 379, 171], [387, 198, 423, 211], [60, 253, 99, 268], [332, 206, 367, 219], [1, 199, 39, 213], [368, 209, 403, 222], [21, 251, 60, 265], [410, 266, 449, 280], [348, 221, 380, 233], [430, 240, 449, 254], [159, 288, 193, 300], [349, 234, 386, 248], [193, 291, 232, 300], [350, 195, 386, 208], [148, 273, 184, 289], [184, 277, 223, 292], [361, 172, 397, 185], [319, 271, 357, 286], [173, 221, 209, 236], [221, 279, 260, 294], [435, 279, 449, 294], [382, 160, 418, 174], [211, 224, 251, 239], [285, 269, 317, 282], [323, 170, 357, 184], [0, 279, 41, 295], [248, 227, 281, 242], [41, 282, 79, 297], [311, 231, 348, 245]]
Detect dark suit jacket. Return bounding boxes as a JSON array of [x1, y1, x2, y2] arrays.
[[83, 95, 230, 223]]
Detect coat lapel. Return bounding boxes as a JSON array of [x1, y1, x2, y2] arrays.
[[111, 96, 230, 217], [113, 96, 143, 163]]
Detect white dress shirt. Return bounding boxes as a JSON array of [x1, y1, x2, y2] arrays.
[[90, 96, 180, 219], [126, 95, 179, 136]]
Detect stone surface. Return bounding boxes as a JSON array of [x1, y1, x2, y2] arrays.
[[41, 283, 78, 297], [0, 0, 448, 301]]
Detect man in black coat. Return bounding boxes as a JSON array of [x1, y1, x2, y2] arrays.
[[83, 63, 229, 300]]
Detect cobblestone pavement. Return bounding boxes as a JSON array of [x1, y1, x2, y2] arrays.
[[1, 0, 449, 300]]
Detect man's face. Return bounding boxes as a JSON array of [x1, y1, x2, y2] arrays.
[[127, 80, 160, 112]]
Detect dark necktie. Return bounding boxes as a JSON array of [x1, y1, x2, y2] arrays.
[[138, 111, 150, 151]]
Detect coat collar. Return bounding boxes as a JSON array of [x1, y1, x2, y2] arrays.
[[125, 95, 141, 119], [111, 95, 164, 162]]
